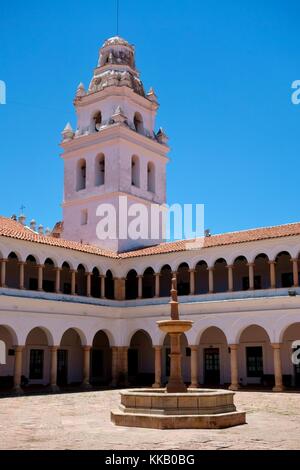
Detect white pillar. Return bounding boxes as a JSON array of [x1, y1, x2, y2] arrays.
[[227, 265, 233, 292], [71, 270, 76, 295], [269, 260, 276, 289], [154, 273, 160, 297], [82, 346, 92, 388], [55, 268, 61, 294], [37, 264, 43, 291], [137, 275, 143, 299], [291, 258, 299, 287], [19, 262, 25, 289], [100, 275, 105, 298], [50, 346, 59, 392], [228, 344, 240, 390], [13, 346, 24, 394], [208, 267, 214, 293], [1, 258, 7, 288], [189, 345, 199, 388], [152, 346, 162, 388], [189, 269, 195, 295], [272, 343, 284, 392], [247, 262, 255, 290], [86, 272, 92, 297]]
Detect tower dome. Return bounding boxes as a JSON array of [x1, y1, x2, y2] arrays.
[[86, 35, 145, 97]]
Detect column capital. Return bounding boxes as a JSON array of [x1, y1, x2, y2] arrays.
[[37, 264, 45, 269], [271, 342, 283, 349], [154, 272, 161, 277], [229, 344, 239, 350], [17, 261, 25, 266], [14, 345, 25, 352], [189, 268, 196, 273], [55, 266, 62, 272], [207, 266, 214, 272], [226, 264, 234, 269], [137, 274, 143, 279], [153, 345, 162, 350], [82, 345, 92, 351], [246, 262, 255, 267], [189, 344, 198, 350], [85, 271, 92, 277], [268, 260, 276, 265], [0, 258, 8, 263], [49, 345, 59, 352], [291, 258, 299, 263]]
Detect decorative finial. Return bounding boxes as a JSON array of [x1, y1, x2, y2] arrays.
[[156, 127, 169, 145], [170, 276, 179, 320], [76, 82, 86, 97], [62, 122, 74, 141]]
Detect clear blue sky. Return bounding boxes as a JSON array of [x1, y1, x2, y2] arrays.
[[0, 0, 299, 235]]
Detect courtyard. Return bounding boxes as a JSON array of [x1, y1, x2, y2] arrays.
[[0, 389, 299, 450]]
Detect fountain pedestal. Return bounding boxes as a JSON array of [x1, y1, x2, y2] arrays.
[[111, 278, 246, 429]]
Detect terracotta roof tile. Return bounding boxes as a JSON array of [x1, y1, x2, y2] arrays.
[[1, 216, 300, 260]]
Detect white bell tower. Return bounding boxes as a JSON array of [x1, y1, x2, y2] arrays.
[[61, 36, 169, 252]]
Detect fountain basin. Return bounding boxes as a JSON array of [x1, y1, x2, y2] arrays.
[[157, 320, 193, 334], [111, 388, 246, 429]]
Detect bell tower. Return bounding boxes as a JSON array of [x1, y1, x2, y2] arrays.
[[61, 36, 169, 252]]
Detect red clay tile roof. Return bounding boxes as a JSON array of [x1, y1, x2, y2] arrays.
[[1, 216, 300, 259]]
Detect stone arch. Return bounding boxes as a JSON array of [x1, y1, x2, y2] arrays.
[[91, 330, 112, 385], [142, 267, 155, 298], [280, 322, 300, 387], [60, 261, 72, 294], [0, 325, 19, 389], [133, 112, 144, 134], [160, 264, 172, 297], [59, 328, 86, 385], [76, 263, 87, 296], [177, 262, 190, 296], [128, 329, 154, 385], [126, 269, 138, 300], [194, 260, 209, 294], [25, 327, 54, 386], [236, 324, 272, 387], [6, 252, 20, 289], [213, 258, 228, 293], [91, 110, 102, 132], [253, 253, 270, 289], [275, 251, 293, 288], [131, 155, 140, 188], [147, 161, 155, 192], [24, 254, 39, 291], [233, 255, 248, 291], [76, 158, 86, 191], [105, 269, 114, 299], [162, 333, 189, 384], [198, 326, 230, 386], [91, 267, 101, 298], [43, 258, 56, 293], [95, 153, 105, 186]]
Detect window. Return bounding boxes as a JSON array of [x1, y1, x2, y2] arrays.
[[76, 159, 86, 191], [81, 209, 88, 226], [131, 155, 140, 187], [281, 272, 293, 288], [95, 154, 105, 186], [246, 346, 263, 377], [93, 111, 102, 132], [147, 162, 155, 192], [133, 112, 143, 134], [29, 349, 44, 380]]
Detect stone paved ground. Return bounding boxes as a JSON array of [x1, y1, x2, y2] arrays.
[[0, 389, 300, 450]]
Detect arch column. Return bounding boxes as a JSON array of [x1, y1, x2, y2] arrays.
[[227, 265, 233, 292], [272, 343, 284, 392], [86, 272, 92, 297], [269, 260, 276, 289], [152, 346, 162, 388], [208, 267, 214, 293], [13, 346, 24, 394], [18, 262, 25, 289], [247, 262, 255, 290], [71, 270, 76, 295], [50, 346, 60, 392], [37, 264, 44, 291], [228, 344, 240, 390], [189, 269, 196, 295], [172, 271, 177, 288], [114, 278, 125, 300], [291, 258, 299, 287], [82, 346, 92, 389], [154, 273, 160, 298], [110, 346, 118, 387], [137, 275, 143, 299], [100, 275, 106, 299], [189, 345, 199, 388], [0, 258, 7, 288], [55, 268, 61, 294]]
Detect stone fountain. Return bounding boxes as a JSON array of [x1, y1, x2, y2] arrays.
[[111, 279, 246, 429]]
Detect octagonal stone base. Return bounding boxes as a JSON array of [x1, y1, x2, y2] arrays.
[[111, 388, 246, 429]]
